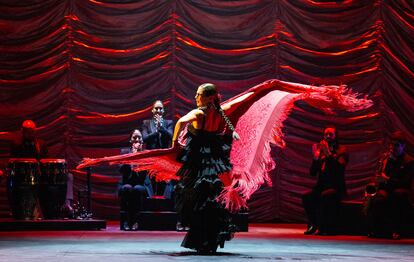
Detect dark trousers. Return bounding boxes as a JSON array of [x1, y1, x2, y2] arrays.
[[302, 188, 340, 233], [163, 180, 175, 199], [119, 184, 147, 226], [366, 188, 411, 236]]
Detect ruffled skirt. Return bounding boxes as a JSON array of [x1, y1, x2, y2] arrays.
[[174, 130, 236, 252]]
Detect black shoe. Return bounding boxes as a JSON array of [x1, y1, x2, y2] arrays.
[[131, 222, 139, 231], [219, 240, 224, 248], [176, 222, 184, 231], [304, 225, 317, 235], [122, 222, 130, 231]]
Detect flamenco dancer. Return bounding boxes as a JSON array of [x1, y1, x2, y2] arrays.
[[78, 79, 372, 254], [172, 83, 246, 253]]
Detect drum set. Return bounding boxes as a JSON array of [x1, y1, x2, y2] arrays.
[[7, 158, 68, 220]]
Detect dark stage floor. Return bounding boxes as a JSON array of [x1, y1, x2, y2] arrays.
[[0, 223, 413, 261]]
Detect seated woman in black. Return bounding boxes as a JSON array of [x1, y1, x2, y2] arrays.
[[119, 129, 153, 230]]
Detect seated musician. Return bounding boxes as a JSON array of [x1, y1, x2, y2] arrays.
[[365, 131, 414, 239], [302, 127, 348, 235], [118, 129, 153, 231], [10, 120, 48, 159], [10, 120, 74, 218]]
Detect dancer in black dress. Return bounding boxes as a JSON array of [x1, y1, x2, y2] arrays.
[[172, 83, 241, 254]]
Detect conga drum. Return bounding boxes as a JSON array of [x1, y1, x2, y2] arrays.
[[7, 158, 40, 220], [39, 159, 68, 219]]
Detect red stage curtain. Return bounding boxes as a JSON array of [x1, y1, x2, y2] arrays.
[[0, 0, 413, 221]]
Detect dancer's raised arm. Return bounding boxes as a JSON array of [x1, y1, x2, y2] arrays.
[[221, 79, 282, 115], [221, 92, 254, 115]]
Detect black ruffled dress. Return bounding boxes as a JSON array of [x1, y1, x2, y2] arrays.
[[175, 124, 236, 253]]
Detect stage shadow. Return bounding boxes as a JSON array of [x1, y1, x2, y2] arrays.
[[168, 251, 240, 257]]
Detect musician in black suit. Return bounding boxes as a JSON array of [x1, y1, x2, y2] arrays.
[[141, 100, 174, 198], [366, 131, 413, 239], [302, 127, 349, 235], [119, 129, 153, 230], [142, 100, 173, 150]]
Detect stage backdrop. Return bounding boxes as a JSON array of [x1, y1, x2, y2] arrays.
[[0, 0, 413, 221]]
